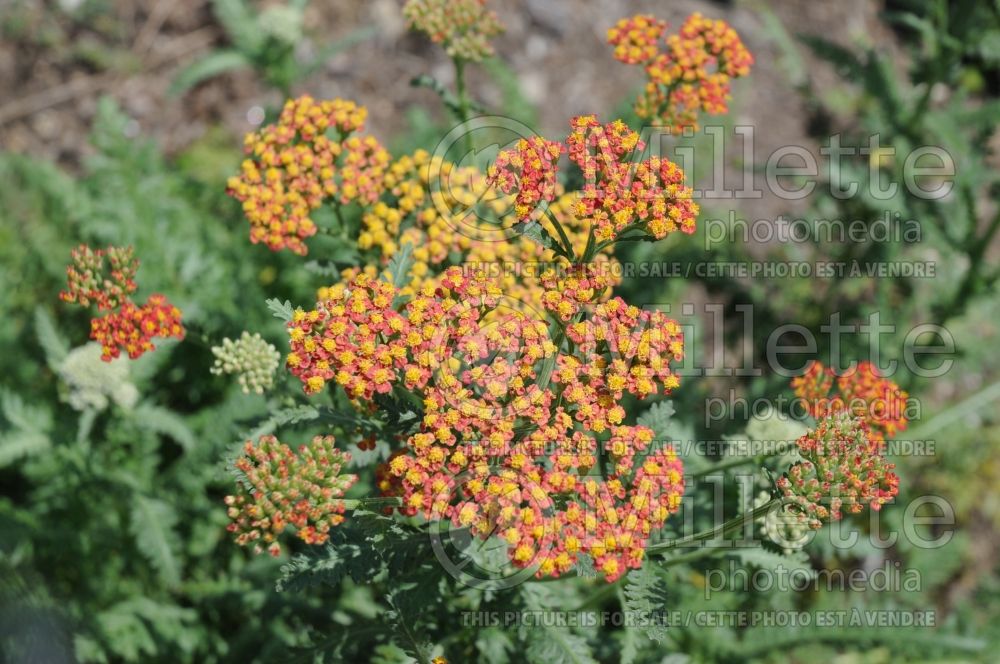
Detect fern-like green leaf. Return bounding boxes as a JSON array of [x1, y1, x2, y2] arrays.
[[132, 403, 196, 452], [637, 400, 676, 438], [526, 628, 598, 664], [170, 50, 251, 95], [623, 563, 671, 643], [730, 546, 816, 580], [130, 495, 181, 588], [386, 242, 415, 290], [0, 430, 50, 468], [34, 307, 69, 370], [265, 298, 295, 322]]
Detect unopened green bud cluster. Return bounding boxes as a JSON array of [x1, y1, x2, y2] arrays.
[[211, 332, 281, 394]]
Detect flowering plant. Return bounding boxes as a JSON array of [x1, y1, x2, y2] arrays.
[[50, 6, 918, 662]]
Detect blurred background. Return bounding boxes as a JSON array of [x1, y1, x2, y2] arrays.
[[1, 0, 999, 662]]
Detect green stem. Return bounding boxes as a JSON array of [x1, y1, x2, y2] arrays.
[[453, 56, 474, 160], [648, 498, 780, 554], [341, 496, 402, 511], [689, 455, 765, 480]]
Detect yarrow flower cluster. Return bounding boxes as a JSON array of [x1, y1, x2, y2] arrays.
[[59, 342, 139, 412], [60, 244, 138, 311], [211, 331, 282, 394], [777, 412, 900, 529], [792, 360, 909, 441], [489, 116, 699, 243], [403, 0, 504, 61], [608, 12, 753, 131], [60, 245, 184, 361], [226, 95, 390, 255], [225, 434, 358, 556], [280, 262, 687, 580], [346, 148, 620, 316]]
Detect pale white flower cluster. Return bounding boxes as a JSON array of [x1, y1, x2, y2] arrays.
[[211, 332, 281, 394], [59, 343, 139, 412]]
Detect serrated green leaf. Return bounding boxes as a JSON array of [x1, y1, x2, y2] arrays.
[[132, 403, 196, 451], [637, 400, 676, 438], [623, 563, 670, 643], [34, 307, 69, 369], [730, 546, 815, 580], [170, 50, 251, 95], [212, 0, 264, 54], [130, 495, 181, 588], [0, 430, 50, 468], [386, 242, 415, 290], [265, 298, 295, 322]]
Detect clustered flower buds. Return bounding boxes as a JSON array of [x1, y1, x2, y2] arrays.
[[403, 0, 504, 61], [211, 331, 282, 394], [225, 435, 358, 556], [777, 412, 899, 529], [59, 342, 139, 412], [792, 360, 909, 441], [226, 95, 390, 255], [60, 244, 138, 311], [489, 116, 699, 242], [608, 12, 753, 132], [60, 245, 184, 361]]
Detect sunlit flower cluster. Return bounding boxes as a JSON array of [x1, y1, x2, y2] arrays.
[[225, 434, 358, 556], [609, 12, 753, 132], [90, 295, 185, 361], [607, 14, 667, 65], [490, 116, 699, 242], [792, 360, 909, 441], [777, 412, 899, 529], [490, 136, 564, 221], [226, 95, 390, 255], [60, 245, 184, 361], [287, 268, 503, 398], [343, 149, 621, 315], [211, 331, 282, 394], [403, 0, 505, 61]]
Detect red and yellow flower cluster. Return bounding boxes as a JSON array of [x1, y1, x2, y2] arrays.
[[283, 263, 685, 580], [489, 116, 699, 243], [403, 0, 505, 62], [60, 245, 184, 361], [225, 434, 358, 556], [226, 95, 390, 255], [792, 360, 909, 442], [777, 412, 900, 529], [608, 13, 753, 132]]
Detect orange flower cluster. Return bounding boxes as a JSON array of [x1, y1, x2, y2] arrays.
[[286, 268, 503, 399], [60, 245, 184, 361], [403, 0, 505, 61], [608, 12, 753, 132], [490, 136, 564, 221], [341, 149, 621, 315], [226, 95, 390, 255], [489, 116, 699, 243], [60, 244, 138, 311], [777, 412, 899, 529], [792, 360, 909, 441], [90, 295, 184, 361], [225, 434, 358, 556], [607, 14, 667, 65]]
